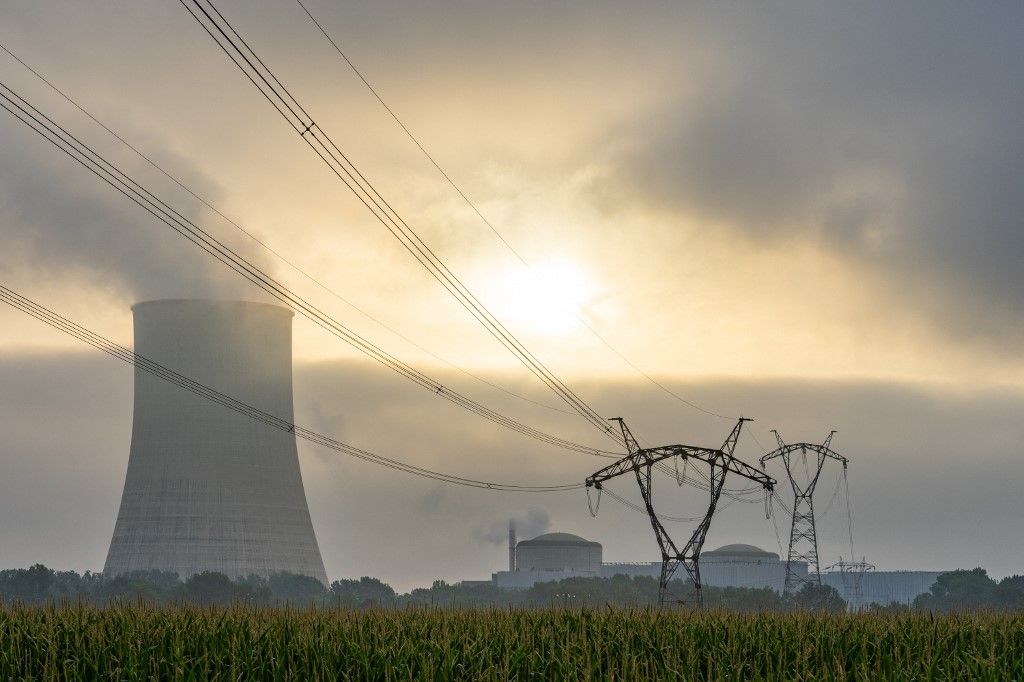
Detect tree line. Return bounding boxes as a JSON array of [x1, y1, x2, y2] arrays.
[[909, 568, 1024, 612], [3, 564, 1021, 610], [0, 564, 845, 610]]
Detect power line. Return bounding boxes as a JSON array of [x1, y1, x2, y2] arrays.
[[292, 0, 528, 265], [177, 0, 621, 444], [0, 39, 574, 419], [189, 0, 617, 439], [2, 284, 692, 525], [0, 284, 582, 493], [290, 0, 735, 423], [602, 488, 701, 523], [0, 78, 619, 459]]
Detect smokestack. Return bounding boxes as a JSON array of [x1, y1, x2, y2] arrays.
[[103, 299, 328, 583], [509, 518, 516, 572]]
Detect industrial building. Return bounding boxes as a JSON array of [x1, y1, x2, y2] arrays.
[[104, 300, 328, 583], [493, 530, 805, 592], [600, 543, 804, 592], [493, 532, 602, 589], [822, 570, 944, 609], [491, 530, 945, 607], [701, 544, 799, 592]]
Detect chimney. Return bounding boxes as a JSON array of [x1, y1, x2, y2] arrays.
[[508, 518, 517, 572]]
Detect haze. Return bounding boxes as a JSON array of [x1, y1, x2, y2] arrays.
[[1, 1, 1022, 591]]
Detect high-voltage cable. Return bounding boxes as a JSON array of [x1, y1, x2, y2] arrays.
[[0, 80, 619, 459], [292, 0, 527, 265], [290, 0, 735, 423], [181, 0, 614, 440], [0, 284, 583, 493], [0, 39, 573, 418], [177, 0, 620, 444]]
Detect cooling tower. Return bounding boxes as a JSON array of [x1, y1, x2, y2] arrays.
[[103, 299, 328, 584]]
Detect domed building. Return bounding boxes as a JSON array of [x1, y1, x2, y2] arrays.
[[704, 543, 774, 558], [701, 543, 800, 592], [601, 543, 806, 594], [490, 531, 805, 593], [492, 531, 602, 589], [515, 533, 602, 573]]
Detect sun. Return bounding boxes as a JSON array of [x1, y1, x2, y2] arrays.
[[487, 258, 594, 336]]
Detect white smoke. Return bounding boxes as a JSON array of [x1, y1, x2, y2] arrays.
[[474, 508, 550, 545]]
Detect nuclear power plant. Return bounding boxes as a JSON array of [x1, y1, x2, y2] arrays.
[[490, 527, 946, 606], [103, 300, 328, 583]]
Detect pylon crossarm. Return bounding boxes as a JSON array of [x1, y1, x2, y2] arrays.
[[585, 446, 717, 487], [760, 442, 847, 468]]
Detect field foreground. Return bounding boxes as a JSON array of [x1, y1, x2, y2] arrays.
[[1, 605, 1022, 680]]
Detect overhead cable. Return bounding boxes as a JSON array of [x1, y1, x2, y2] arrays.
[[0, 79, 619, 459], [177, 0, 621, 444], [0, 39, 573, 419], [0, 284, 582, 493], [291, 0, 734, 422]]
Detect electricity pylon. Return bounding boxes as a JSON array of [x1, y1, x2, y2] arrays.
[[761, 431, 848, 595], [825, 558, 874, 611], [586, 418, 775, 607]]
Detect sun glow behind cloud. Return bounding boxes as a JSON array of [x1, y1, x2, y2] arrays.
[[482, 258, 596, 338]]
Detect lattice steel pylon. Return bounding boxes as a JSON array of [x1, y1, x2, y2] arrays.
[[825, 557, 875, 611], [586, 418, 775, 607], [760, 431, 848, 595]]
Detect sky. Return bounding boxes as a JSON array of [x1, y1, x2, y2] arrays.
[[0, 1, 1022, 591]]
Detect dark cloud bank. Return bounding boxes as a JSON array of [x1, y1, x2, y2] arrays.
[[606, 2, 1024, 347]]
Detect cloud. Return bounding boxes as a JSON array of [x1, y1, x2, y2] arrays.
[[604, 1, 1024, 346], [0, 114, 276, 301]]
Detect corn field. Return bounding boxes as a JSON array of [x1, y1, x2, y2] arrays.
[[0, 604, 1022, 680]]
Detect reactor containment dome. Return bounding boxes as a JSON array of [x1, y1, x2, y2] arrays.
[[103, 299, 328, 583], [515, 532, 603, 574]]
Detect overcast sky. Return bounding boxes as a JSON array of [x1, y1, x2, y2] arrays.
[[1, 1, 1022, 590]]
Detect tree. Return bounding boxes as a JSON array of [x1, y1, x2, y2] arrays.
[[331, 577, 397, 607], [179, 572, 238, 605], [268, 572, 327, 604], [995, 575, 1024, 610], [0, 564, 57, 602], [100, 570, 180, 604], [913, 568, 996, 612], [708, 586, 785, 612], [789, 582, 847, 612]]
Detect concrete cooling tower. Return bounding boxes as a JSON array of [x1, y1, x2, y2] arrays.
[[103, 299, 328, 584]]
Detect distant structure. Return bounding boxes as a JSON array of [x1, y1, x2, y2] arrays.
[[508, 519, 516, 572], [488, 534, 943, 606], [493, 532, 602, 589], [518, 533, 602, 573], [602, 544, 802, 592], [824, 558, 875, 609], [103, 299, 328, 583], [699, 544, 798, 592], [493, 534, 804, 593], [822, 568, 944, 610], [760, 431, 847, 594]]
